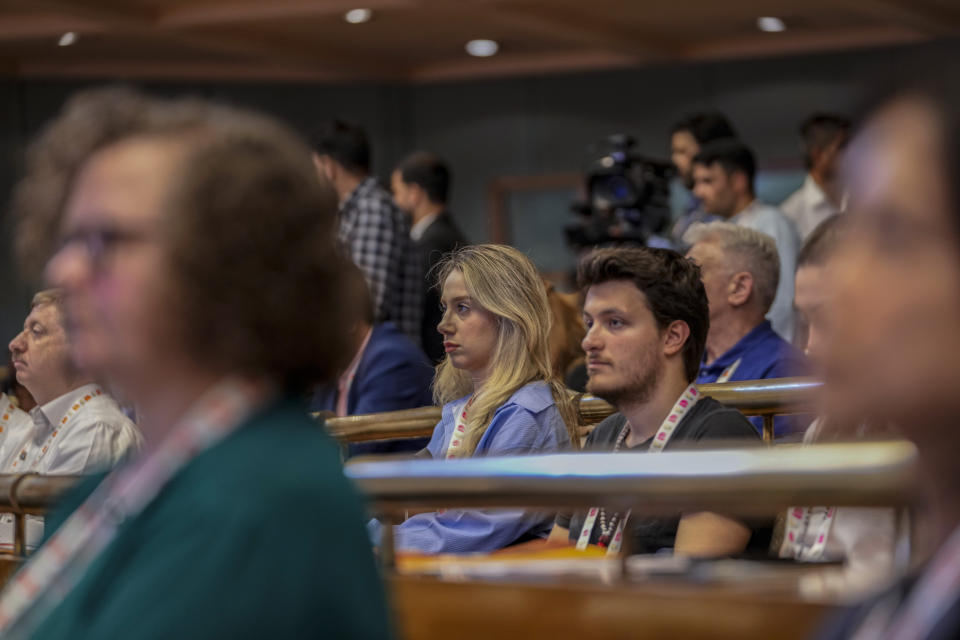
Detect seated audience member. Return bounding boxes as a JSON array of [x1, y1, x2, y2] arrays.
[[311, 119, 422, 346], [372, 244, 577, 554], [693, 139, 800, 340], [683, 222, 808, 437], [0, 88, 391, 638], [780, 113, 851, 241], [311, 263, 433, 455], [0, 290, 141, 551], [551, 247, 761, 557], [816, 88, 960, 639], [780, 214, 897, 598], [3, 289, 141, 474], [669, 111, 738, 247], [391, 151, 466, 363]]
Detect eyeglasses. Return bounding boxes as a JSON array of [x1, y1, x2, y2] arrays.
[[56, 226, 151, 273]]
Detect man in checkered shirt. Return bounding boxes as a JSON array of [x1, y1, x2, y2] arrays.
[[311, 120, 423, 346]]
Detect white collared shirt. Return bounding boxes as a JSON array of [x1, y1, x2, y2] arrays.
[[780, 174, 840, 242], [780, 419, 898, 600], [0, 392, 31, 466], [731, 200, 800, 342], [0, 384, 143, 551], [410, 212, 439, 242]]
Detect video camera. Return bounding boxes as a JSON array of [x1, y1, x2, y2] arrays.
[[565, 134, 674, 250]]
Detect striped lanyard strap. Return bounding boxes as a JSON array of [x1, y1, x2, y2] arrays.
[[444, 395, 476, 459], [779, 506, 836, 561]]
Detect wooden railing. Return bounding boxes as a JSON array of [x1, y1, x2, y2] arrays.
[[347, 440, 917, 569], [0, 440, 918, 640], [323, 377, 821, 444]]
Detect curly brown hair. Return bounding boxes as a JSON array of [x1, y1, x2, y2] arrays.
[[12, 87, 354, 390], [577, 247, 709, 383]]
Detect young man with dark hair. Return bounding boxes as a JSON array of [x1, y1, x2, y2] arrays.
[[549, 247, 761, 557], [693, 139, 799, 340], [669, 111, 739, 246], [391, 151, 466, 363], [311, 119, 422, 346], [781, 113, 851, 241]]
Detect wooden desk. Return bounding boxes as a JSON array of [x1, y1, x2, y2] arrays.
[[390, 574, 836, 640]]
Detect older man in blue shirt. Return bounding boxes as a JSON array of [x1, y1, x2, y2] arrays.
[[685, 221, 808, 437]]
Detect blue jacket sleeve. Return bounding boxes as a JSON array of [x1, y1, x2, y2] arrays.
[[352, 356, 433, 415]]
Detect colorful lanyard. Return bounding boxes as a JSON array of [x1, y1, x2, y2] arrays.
[[444, 396, 476, 459], [780, 506, 837, 561], [577, 385, 702, 554], [0, 395, 25, 440], [10, 388, 105, 473], [0, 377, 271, 639]]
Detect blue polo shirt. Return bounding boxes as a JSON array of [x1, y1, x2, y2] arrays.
[[696, 321, 809, 437]]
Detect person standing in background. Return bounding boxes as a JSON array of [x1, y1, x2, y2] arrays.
[[692, 139, 800, 341], [669, 111, 739, 247], [781, 113, 851, 241], [312, 119, 422, 346], [391, 151, 466, 363]]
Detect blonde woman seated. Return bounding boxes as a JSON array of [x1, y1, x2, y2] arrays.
[[371, 244, 577, 554]]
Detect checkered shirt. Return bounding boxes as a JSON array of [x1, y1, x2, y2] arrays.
[[338, 177, 423, 346]]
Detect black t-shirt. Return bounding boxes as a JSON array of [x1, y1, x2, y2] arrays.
[[556, 396, 765, 554]]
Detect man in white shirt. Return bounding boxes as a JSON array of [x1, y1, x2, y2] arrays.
[[2, 289, 142, 548], [692, 139, 799, 341], [780, 113, 851, 241], [5, 289, 141, 474]]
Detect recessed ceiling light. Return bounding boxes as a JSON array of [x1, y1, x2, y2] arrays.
[[757, 17, 786, 33], [465, 39, 499, 57], [344, 8, 372, 24], [58, 32, 78, 47]]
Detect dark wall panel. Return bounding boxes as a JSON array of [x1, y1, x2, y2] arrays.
[[0, 36, 956, 342]]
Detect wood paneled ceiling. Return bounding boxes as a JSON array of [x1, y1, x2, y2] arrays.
[[0, 0, 956, 82]]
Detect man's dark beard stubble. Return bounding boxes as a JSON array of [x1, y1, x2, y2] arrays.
[[586, 356, 663, 412]]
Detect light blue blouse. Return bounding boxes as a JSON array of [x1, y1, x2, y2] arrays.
[[370, 381, 571, 554]]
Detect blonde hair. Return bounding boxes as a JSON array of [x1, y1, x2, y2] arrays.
[[433, 244, 578, 455]]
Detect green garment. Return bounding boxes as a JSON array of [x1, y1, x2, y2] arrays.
[[29, 397, 393, 640]]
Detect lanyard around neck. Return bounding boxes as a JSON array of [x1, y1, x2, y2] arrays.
[[577, 385, 702, 553]]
